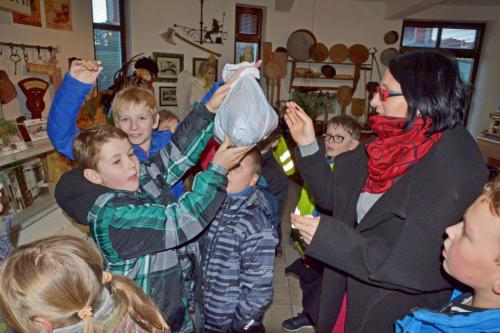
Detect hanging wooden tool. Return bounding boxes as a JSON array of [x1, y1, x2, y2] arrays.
[[161, 27, 221, 57], [337, 85, 353, 115], [273, 51, 288, 103]]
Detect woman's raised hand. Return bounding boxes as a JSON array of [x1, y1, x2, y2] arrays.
[[291, 213, 320, 245], [284, 101, 316, 146], [69, 59, 103, 84]]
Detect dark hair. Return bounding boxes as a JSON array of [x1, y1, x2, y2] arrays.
[[389, 49, 468, 135], [327, 115, 361, 140], [134, 57, 159, 76], [158, 109, 180, 123]]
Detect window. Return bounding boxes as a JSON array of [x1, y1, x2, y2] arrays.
[[92, 0, 126, 90], [235, 6, 263, 64], [401, 20, 485, 124]]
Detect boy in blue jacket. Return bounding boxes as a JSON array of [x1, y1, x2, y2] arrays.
[[396, 175, 500, 332], [48, 59, 185, 197]]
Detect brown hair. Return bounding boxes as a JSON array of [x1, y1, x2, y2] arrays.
[[73, 124, 130, 170], [0, 235, 169, 333], [484, 175, 500, 217], [158, 110, 180, 124], [111, 86, 158, 122], [246, 148, 262, 176], [327, 115, 361, 140]]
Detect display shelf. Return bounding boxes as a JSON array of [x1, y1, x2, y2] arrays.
[[294, 74, 354, 80], [10, 182, 58, 231], [0, 140, 53, 167]]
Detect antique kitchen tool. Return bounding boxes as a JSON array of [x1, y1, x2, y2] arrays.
[[329, 43, 348, 63], [336, 85, 353, 115], [348, 44, 369, 65], [18, 78, 49, 119], [287, 29, 316, 61], [309, 42, 328, 62]]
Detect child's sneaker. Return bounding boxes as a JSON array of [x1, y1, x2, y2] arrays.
[[282, 312, 313, 331]]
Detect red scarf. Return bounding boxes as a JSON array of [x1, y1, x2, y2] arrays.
[[362, 115, 442, 194]]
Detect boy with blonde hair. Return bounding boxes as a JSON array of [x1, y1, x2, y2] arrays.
[[396, 175, 500, 332], [55, 86, 253, 333]]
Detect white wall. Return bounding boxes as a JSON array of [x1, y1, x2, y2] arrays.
[[128, 0, 499, 136], [0, 0, 94, 121]]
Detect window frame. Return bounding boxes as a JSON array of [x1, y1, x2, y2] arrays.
[[92, 0, 127, 88], [234, 5, 263, 63], [400, 20, 486, 124]]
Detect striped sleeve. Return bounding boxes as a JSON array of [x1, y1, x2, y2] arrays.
[[142, 103, 216, 187], [98, 162, 227, 260]]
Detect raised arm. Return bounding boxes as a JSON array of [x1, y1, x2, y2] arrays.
[[48, 60, 101, 159]]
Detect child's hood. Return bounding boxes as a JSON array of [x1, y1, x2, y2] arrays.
[[55, 168, 110, 225]]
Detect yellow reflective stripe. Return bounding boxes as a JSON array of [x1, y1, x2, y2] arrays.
[[279, 150, 291, 163], [283, 160, 295, 172]]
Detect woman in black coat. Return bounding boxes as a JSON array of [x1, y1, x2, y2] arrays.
[[284, 50, 488, 332]]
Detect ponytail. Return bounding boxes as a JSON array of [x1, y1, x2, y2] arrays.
[[106, 274, 170, 333]]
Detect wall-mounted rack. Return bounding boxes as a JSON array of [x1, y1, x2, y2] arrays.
[[0, 41, 57, 52]]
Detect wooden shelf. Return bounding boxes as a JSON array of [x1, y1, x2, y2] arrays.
[[288, 59, 372, 70], [10, 182, 58, 231], [291, 85, 339, 91], [295, 74, 354, 80], [0, 140, 54, 168]]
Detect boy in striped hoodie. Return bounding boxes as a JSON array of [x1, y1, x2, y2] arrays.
[[195, 149, 278, 333]]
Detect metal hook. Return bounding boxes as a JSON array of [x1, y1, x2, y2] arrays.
[[37, 46, 42, 60], [22, 45, 29, 64]]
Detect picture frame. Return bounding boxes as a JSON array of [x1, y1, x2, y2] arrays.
[[23, 118, 48, 144], [159, 86, 177, 107], [192, 57, 218, 80], [153, 52, 184, 82], [0, 120, 28, 157]]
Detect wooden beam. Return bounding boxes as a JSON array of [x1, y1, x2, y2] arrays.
[[275, 0, 295, 12], [384, 0, 446, 19]]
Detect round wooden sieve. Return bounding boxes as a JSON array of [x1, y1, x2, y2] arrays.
[[309, 42, 328, 62], [348, 44, 369, 65], [286, 29, 317, 61], [329, 43, 348, 63]]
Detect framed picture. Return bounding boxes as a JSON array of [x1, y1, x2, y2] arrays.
[[192, 57, 218, 79], [154, 52, 183, 82], [159, 86, 177, 106], [23, 118, 48, 144]]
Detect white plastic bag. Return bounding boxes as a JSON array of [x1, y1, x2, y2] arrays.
[[214, 63, 278, 146]]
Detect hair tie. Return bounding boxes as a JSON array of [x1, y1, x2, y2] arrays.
[[77, 306, 93, 320], [102, 271, 113, 284]]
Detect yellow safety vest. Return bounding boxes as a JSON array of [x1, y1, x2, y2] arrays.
[[273, 135, 295, 176], [293, 161, 334, 254]]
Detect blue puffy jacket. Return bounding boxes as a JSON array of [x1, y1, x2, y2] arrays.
[[396, 290, 500, 332], [47, 74, 183, 198]]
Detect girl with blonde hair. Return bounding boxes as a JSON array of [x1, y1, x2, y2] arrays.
[[0, 235, 169, 333]]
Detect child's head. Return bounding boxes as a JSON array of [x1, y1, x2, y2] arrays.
[[322, 115, 361, 158], [158, 109, 180, 132], [443, 176, 500, 303], [259, 126, 282, 152], [73, 124, 140, 192], [226, 148, 262, 194], [111, 86, 160, 151], [0, 235, 168, 333]]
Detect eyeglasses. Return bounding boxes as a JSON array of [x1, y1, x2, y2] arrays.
[[376, 86, 404, 101], [322, 133, 355, 144]]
